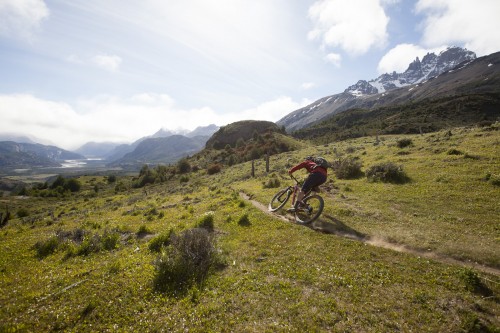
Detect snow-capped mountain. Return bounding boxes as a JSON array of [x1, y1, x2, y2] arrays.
[[278, 47, 477, 131], [350, 46, 476, 95]]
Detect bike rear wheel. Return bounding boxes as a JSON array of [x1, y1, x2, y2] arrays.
[[268, 187, 291, 212], [294, 194, 324, 224]]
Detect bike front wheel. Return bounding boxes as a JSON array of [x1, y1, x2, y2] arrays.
[[268, 187, 291, 212], [294, 194, 324, 224]]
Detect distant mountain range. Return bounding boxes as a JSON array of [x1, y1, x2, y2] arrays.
[[77, 124, 219, 161], [0, 125, 219, 171], [0, 142, 84, 168], [277, 47, 481, 132], [103, 124, 219, 168], [108, 135, 209, 168]]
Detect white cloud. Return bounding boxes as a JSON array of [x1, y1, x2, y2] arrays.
[[377, 43, 446, 74], [237, 97, 310, 123], [301, 82, 316, 90], [0, 93, 306, 150], [416, 0, 500, 56], [91, 54, 122, 72], [324, 53, 342, 67], [0, 0, 49, 39], [308, 0, 389, 55]]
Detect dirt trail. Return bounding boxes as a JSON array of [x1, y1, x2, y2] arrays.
[[240, 192, 500, 277]]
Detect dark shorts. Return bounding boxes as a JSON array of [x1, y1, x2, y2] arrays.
[[302, 172, 327, 193]]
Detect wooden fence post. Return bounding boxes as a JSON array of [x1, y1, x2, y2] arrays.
[[265, 154, 270, 173], [251, 160, 255, 177]]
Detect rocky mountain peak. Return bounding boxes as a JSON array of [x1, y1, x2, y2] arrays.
[[361, 46, 477, 95], [344, 80, 379, 96]]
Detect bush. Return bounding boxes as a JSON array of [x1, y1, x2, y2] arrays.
[[77, 234, 103, 256], [447, 148, 463, 155], [137, 225, 152, 237], [238, 214, 251, 226], [64, 178, 81, 192], [366, 162, 410, 184], [149, 229, 174, 253], [177, 158, 191, 174], [17, 208, 30, 218], [396, 138, 413, 148], [263, 176, 281, 189], [458, 268, 492, 296], [33, 236, 60, 258], [331, 157, 363, 179], [50, 175, 66, 189], [207, 164, 222, 175], [101, 230, 120, 251], [153, 228, 218, 293], [487, 174, 500, 186], [196, 213, 214, 232]]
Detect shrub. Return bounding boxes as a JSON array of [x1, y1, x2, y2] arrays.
[[196, 213, 214, 232], [177, 158, 191, 174], [137, 225, 152, 237], [149, 229, 174, 253], [114, 181, 128, 193], [458, 268, 492, 296], [447, 148, 463, 155], [77, 234, 102, 256], [33, 236, 61, 258], [0, 210, 10, 228], [366, 162, 410, 184], [101, 230, 120, 251], [64, 178, 81, 192], [17, 208, 30, 218], [331, 157, 363, 179], [50, 175, 66, 189], [207, 164, 222, 175], [396, 138, 413, 148], [238, 214, 251, 226], [488, 174, 500, 187], [263, 176, 281, 189], [153, 228, 218, 293], [107, 175, 117, 183]]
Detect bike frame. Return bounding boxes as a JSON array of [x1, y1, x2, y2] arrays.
[[289, 174, 312, 206]]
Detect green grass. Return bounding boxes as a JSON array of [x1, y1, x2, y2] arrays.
[[0, 127, 499, 332]]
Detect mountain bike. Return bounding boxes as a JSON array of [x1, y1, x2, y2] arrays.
[[268, 174, 324, 224]]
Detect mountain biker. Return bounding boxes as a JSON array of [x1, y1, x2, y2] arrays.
[[288, 156, 327, 210]]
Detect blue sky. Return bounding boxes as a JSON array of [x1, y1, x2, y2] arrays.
[[1, 0, 499, 149]]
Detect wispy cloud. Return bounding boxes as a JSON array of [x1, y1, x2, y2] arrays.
[[91, 54, 122, 72], [0, 0, 49, 40], [65, 53, 122, 72]]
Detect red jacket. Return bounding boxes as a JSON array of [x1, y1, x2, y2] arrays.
[[289, 160, 327, 176]]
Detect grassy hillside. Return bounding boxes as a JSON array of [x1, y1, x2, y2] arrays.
[[293, 92, 500, 144], [0, 126, 499, 332]]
